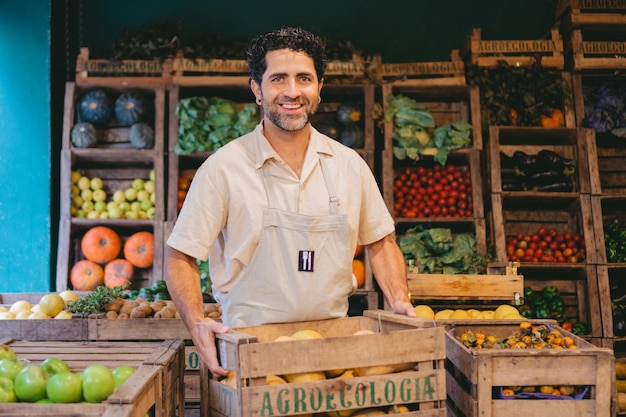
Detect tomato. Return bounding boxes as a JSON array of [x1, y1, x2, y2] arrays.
[[538, 227, 547, 236]]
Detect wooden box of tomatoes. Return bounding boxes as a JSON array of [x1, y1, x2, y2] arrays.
[[445, 322, 615, 417], [0, 337, 185, 417], [200, 315, 448, 417]]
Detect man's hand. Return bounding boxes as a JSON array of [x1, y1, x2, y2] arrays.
[[192, 318, 231, 377], [392, 300, 416, 318]]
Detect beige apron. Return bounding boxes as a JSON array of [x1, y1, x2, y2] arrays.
[[220, 156, 353, 328]]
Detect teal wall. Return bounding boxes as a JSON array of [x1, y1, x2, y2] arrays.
[[0, 0, 558, 292], [0, 1, 52, 292]]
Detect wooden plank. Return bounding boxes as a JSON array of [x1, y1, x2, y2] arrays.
[[569, 29, 626, 71], [406, 272, 523, 302], [375, 50, 466, 86], [75, 47, 171, 84]]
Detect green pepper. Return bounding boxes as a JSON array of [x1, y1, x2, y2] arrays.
[[532, 297, 548, 311], [518, 305, 533, 318], [154, 292, 171, 301], [542, 285, 559, 300], [151, 279, 168, 294], [126, 290, 139, 300], [534, 307, 549, 319], [550, 311, 567, 324], [523, 286, 535, 300], [571, 321, 588, 335], [548, 296, 565, 313]]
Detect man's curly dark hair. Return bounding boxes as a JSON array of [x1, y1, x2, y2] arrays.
[[246, 26, 327, 85]]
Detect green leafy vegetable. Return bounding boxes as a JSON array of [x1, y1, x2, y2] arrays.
[[67, 285, 126, 315]]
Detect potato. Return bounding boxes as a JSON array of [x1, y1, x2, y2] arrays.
[[105, 310, 118, 319], [159, 306, 176, 319], [130, 306, 146, 318]]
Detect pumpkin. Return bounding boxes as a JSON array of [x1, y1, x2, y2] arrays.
[[104, 259, 134, 289], [336, 103, 362, 125], [115, 91, 151, 126], [81, 226, 122, 264], [540, 108, 565, 128], [78, 89, 113, 127], [71, 122, 98, 148], [123, 231, 154, 268], [70, 259, 104, 291], [129, 123, 155, 149]]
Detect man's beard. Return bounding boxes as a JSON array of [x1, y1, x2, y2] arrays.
[[263, 97, 319, 132]]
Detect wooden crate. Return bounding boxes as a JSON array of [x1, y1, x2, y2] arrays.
[[75, 48, 172, 85], [462, 27, 565, 69], [200, 316, 448, 417], [583, 127, 626, 196], [556, 0, 626, 30], [487, 126, 592, 194], [590, 195, 626, 264], [55, 217, 164, 291], [373, 50, 466, 86], [445, 323, 614, 417], [0, 338, 185, 417], [596, 264, 626, 339], [489, 192, 597, 264], [62, 81, 166, 152], [566, 28, 626, 71]]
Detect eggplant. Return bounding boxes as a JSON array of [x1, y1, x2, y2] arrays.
[[535, 182, 574, 192], [517, 154, 540, 175], [502, 181, 525, 191], [527, 170, 569, 186], [537, 150, 577, 175], [500, 152, 516, 169]]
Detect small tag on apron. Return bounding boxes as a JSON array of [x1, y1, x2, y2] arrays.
[[298, 250, 314, 272]]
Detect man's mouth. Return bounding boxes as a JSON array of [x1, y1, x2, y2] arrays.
[[280, 102, 303, 110]]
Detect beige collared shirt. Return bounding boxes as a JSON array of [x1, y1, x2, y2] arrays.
[[167, 123, 395, 293]]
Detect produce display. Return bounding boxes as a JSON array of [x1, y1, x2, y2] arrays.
[[70, 169, 157, 220], [398, 226, 489, 274], [78, 89, 113, 127], [174, 96, 259, 154], [0, 344, 133, 403], [413, 303, 524, 320], [500, 149, 577, 192], [392, 163, 473, 218], [0, 291, 77, 320], [466, 61, 569, 127], [582, 79, 626, 138], [517, 285, 588, 335], [385, 94, 472, 165], [505, 227, 586, 264], [457, 321, 578, 349], [617, 360, 626, 412], [604, 218, 626, 263], [176, 174, 192, 213]]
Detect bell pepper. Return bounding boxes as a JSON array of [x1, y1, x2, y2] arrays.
[[523, 286, 535, 300], [126, 290, 140, 300], [151, 279, 168, 294], [518, 305, 533, 318], [534, 307, 550, 319], [571, 321, 588, 336], [542, 285, 559, 300], [548, 296, 565, 313]]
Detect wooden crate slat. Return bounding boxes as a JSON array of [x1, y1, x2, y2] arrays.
[[568, 28, 626, 71], [406, 272, 523, 302], [75, 47, 172, 83], [463, 27, 564, 69], [374, 50, 466, 87]]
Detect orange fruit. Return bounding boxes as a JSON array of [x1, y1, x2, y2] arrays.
[[354, 244, 364, 258], [352, 259, 365, 288]]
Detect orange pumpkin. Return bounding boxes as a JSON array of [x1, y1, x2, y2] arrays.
[[81, 226, 122, 264], [540, 108, 565, 128], [124, 231, 154, 268], [104, 259, 134, 289], [70, 259, 104, 291]]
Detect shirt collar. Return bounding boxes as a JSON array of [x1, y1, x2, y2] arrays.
[[252, 122, 335, 169]]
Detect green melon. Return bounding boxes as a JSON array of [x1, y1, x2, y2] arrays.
[[129, 123, 155, 149], [71, 123, 98, 148]]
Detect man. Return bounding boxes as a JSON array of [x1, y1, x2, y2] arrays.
[[165, 26, 415, 377]]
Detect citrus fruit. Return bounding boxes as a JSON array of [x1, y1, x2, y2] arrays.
[[38, 294, 65, 317], [450, 309, 472, 319], [414, 305, 435, 320], [434, 309, 454, 320], [467, 309, 484, 319], [58, 290, 80, 304], [494, 304, 520, 319], [9, 300, 32, 315]]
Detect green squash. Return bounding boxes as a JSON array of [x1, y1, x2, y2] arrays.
[[78, 90, 112, 127], [129, 123, 155, 149], [115, 92, 151, 126], [71, 123, 98, 148]]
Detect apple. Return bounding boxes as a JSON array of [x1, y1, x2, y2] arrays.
[[132, 178, 145, 191], [149, 169, 155, 182], [124, 187, 138, 201], [0, 376, 16, 403], [0, 358, 25, 380], [90, 177, 104, 190], [143, 180, 155, 194], [77, 176, 91, 191], [14, 364, 47, 402], [41, 357, 71, 376], [0, 345, 16, 360], [112, 366, 135, 390], [92, 189, 107, 202], [81, 365, 114, 403], [46, 372, 83, 403]]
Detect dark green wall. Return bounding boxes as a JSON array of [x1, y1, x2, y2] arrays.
[[0, 0, 559, 292]]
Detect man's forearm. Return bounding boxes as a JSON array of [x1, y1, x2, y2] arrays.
[[366, 234, 411, 309]]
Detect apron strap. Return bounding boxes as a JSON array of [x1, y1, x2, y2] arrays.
[[260, 155, 339, 214]]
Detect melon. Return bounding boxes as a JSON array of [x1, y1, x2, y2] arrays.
[[115, 92, 151, 126], [71, 122, 98, 148], [129, 123, 155, 149], [78, 89, 112, 127]]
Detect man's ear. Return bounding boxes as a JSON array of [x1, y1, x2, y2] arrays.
[[250, 79, 261, 102]]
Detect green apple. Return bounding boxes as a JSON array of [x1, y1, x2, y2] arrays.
[[71, 170, 81, 184], [143, 180, 155, 194], [41, 357, 71, 376], [80, 188, 93, 202], [146, 207, 156, 219], [94, 200, 107, 213], [0, 358, 25, 380], [0, 376, 16, 403], [132, 178, 145, 191], [77, 176, 91, 191], [112, 190, 126, 204], [140, 199, 153, 211], [112, 366, 135, 390], [81, 365, 114, 403], [90, 177, 104, 190], [81, 200, 95, 213], [46, 372, 82, 403], [0, 345, 16, 360], [124, 187, 138, 201], [14, 364, 47, 402], [118, 201, 130, 213], [137, 190, 150, 202], [92, 189, 107, 202], [130, 201, 142, 213]]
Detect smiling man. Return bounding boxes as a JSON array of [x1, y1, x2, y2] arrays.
[[164, 26, 415, 377]]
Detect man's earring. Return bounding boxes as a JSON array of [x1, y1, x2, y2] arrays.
[[318, 96, 321, 103], [256, 98, 262, 105]]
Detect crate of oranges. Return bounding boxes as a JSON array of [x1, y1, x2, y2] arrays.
[[446, 321, 614, 417]]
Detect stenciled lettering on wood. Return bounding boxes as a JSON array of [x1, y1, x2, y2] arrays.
[[258, 376, 436, 416], [380, 62, 462, 76], [477, 40, 558, 53], [83, 60, 164, 73], [578, 0, 626, 9], [580, 41, 626, 54]]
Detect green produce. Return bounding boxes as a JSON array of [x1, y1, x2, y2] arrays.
[[129, 122, 155, 149], [14, 364, 47, 402], [0, 376, 16, 403], [0, 345, 16, 361], [112, 366, 135, 390], [604, 218, 626, 263], [0, 358, 25, 381], [41, 357, 71, 377], [81, 365, 115, 403], [397, 226, 490, 274], [71, 122, 98, 148], [115, 91, 151, 126], [78, 89, 113, 127], [67, 285, 126, 315], [46, 372, 83, 403], [572, 321, 589, 336]]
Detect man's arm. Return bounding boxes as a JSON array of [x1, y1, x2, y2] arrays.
[[164, 245, 230, 376], [366, 234, 416, 317]]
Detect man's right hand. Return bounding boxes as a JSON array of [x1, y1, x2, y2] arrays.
[[192, 318, 231, 377]]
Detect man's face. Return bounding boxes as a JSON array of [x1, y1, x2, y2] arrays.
[[251, 49, 323, 133]]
